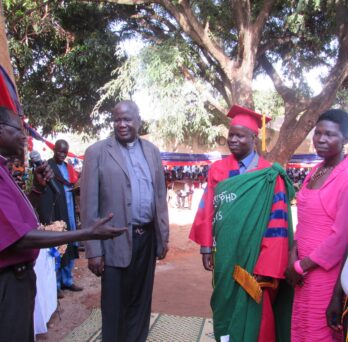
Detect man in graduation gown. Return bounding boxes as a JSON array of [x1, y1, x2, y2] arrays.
[[189, 105, 294, 342]]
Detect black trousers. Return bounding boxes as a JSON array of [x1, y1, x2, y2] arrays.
[[101, 226, 156, 342], [0, 267, 36, 342]]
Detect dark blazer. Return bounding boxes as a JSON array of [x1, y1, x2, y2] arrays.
[[80, 136, 169, 268], [35, 159, 78, 263], [36, 159, 73, 229]]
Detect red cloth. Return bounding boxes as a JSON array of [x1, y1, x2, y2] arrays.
[[67, 163, 78, 184], [258, 288, 277, 342], [0, 76, 16, 112], [0, 68, 17, 112], [189, 154, 270, 247]]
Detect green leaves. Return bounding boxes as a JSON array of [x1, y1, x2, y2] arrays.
[[5, 1, 125, 136], [95, 40, 222, 145]]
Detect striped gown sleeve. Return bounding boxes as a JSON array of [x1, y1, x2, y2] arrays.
[[253, 176, 289, 279]]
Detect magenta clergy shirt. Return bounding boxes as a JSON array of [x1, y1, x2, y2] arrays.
[[0, 155, 39, 269]]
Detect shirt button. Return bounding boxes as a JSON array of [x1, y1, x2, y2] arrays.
[[127, 203, 131, 207]]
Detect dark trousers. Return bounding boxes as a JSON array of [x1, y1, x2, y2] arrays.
[[101, 227, 156, 342], [0, 267, 36, 342]]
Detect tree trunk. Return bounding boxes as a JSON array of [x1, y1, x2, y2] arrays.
[[0, 0, 15, 84]]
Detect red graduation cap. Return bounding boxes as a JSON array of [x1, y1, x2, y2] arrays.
[[227, 104, 271, 135]]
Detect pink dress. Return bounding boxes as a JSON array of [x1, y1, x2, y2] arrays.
[[292, 185, 342, 341]]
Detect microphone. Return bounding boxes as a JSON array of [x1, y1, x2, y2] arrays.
[[29, 150, 60, 195]]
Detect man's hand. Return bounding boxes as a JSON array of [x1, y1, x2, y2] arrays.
[[33, 161, 54, 187], [157, 243, 169, 260], [254, 275, 273, 283], [202, 253, 214, 271], [88, 256, 105, 277], [285, 242, 303, 287], [87, 214, 127, 240]]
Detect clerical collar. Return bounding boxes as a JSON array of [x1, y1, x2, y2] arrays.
[[117, 138, 138, 149], [126, 140, 137, 148]]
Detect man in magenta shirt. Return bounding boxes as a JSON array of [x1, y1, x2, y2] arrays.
[[0, 106, 126, 341]]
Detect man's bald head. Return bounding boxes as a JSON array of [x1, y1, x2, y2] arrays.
[[112, 100, 141, 144], [113, 100, 140, 120]]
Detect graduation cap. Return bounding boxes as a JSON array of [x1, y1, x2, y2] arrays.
[[227, 105, 271, 135]]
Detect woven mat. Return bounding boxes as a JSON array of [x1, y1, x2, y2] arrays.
[[63, 309, 215, 342]]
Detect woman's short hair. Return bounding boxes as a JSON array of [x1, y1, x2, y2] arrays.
[[317, 109, 348, 139]]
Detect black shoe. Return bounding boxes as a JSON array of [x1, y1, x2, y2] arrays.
[[61, 284, 83, 292]]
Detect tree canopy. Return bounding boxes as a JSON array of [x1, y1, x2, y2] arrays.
[[3, 0, 133, 135], [2, 0, 348, 162], [100, 0, 348, 163]]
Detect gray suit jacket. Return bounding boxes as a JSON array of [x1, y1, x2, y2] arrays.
[[80, 136, 169, 267]]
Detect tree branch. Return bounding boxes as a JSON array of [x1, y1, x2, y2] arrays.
[[106, 0, 232, 78], [159, 0, 232, 77], [204, 99, 228, 122], [231, 0, 250, 28], [257, 35, 293, 59], [107, 0, 154, 4], [252, 0, 276, 40], [259, 54, 301, 105]]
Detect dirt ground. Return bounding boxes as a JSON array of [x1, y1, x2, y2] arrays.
[[36, 207, 212, 341]]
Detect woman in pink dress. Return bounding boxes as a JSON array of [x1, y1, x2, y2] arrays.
[[286, 109, 348, 342]]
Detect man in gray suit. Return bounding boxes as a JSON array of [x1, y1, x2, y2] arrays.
[[80, 100, 169, 342]]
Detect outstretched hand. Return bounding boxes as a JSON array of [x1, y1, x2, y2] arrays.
[[88, 214, 127, 240]]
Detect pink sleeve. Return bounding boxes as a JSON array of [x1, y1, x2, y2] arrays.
[[309, 187, 348, 271]]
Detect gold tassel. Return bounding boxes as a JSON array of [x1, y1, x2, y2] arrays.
[[232, 265, 279, 304], [233, 265, 263, 303]]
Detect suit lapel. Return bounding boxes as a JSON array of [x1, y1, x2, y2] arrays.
[[105, 136, 130, 178], [140, 139, 156, 183], [50, 160, 64, 180]]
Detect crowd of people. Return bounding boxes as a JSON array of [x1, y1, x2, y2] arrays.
[[287, 167, 310, 191], [164, 164, 209, 182], [164, 165, 309, 210], [0, 102, 347, 342]]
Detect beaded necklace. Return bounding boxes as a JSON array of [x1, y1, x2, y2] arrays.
[[310, 166, 334, 183]]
